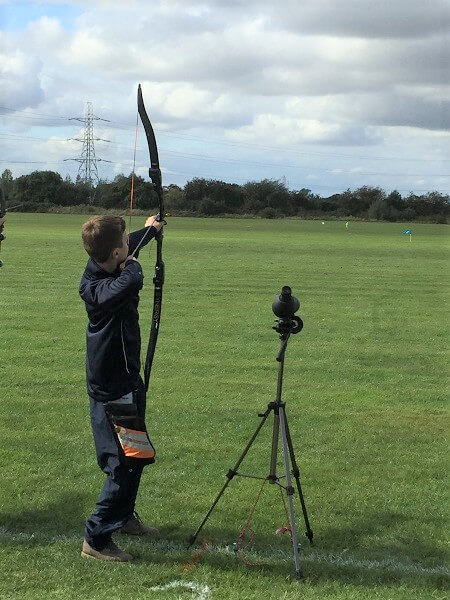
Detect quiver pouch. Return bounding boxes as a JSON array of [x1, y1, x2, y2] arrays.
[[105, 401, 156, 467]]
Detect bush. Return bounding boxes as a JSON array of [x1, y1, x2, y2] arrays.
[[259, 206, 279, 219]]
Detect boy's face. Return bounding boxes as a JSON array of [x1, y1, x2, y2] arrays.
[[114, 231, 129, 264]]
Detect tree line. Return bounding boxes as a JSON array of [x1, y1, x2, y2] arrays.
[[1, 169, 448, 223]]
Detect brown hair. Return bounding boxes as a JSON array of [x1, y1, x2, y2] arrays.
[[81, 216, 126, 262]]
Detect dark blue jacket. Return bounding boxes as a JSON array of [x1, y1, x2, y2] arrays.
[[79, 226, 156, 401]]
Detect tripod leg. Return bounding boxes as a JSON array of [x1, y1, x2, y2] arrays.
[[187, 407, 272, 548], [279, 406, 303, 580], [269, 406, 280, 481], [283, 409, 314, 544]]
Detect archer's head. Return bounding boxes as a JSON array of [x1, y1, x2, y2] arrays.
[[81, 216, 129, 270]]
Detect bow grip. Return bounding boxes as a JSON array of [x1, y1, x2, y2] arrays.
[[153, 260, 165, 287]]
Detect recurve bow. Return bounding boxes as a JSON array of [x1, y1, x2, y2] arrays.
[[136, 83, 165, 392]]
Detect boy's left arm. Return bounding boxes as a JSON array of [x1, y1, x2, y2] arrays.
[[129, 226, 157, 259], [129, 215, 165, 259]]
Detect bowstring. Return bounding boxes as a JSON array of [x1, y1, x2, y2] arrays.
[[129, 107, 156, 371], [129, 110, 139, 235], [129, 109, 156, 262]]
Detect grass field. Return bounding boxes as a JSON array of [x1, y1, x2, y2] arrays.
[[0, 214, 448, 600]]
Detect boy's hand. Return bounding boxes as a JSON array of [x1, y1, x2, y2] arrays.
[[119, 256, 137, 270], [145, 214, 165, 231]]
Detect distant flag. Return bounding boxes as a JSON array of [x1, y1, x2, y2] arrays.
[[403, 229, 413, 242]]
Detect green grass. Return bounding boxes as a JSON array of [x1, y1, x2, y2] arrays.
[[0, 215, 448, 599]]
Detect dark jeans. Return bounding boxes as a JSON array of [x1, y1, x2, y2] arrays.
[[84, 380, 146, 550]]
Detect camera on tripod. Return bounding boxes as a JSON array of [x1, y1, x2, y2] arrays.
[[272, 286, 303, 335]]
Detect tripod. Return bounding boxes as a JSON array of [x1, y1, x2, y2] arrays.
[[188, 287, 314, 581]]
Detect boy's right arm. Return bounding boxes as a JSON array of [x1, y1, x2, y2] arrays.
[[80, 260, 143, 309]]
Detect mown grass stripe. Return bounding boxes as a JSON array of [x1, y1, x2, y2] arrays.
[[0, 528, 447, 577]]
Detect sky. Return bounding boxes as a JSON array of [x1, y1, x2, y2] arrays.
[[0, 0, 449, 196]]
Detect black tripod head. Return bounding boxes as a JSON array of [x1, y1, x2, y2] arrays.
[[272, 286, 303, 335]]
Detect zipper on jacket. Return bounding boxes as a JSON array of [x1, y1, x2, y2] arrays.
[[121, 321, 130, 374]]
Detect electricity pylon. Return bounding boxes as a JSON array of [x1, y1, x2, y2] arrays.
[[65, 102, 111, 202]]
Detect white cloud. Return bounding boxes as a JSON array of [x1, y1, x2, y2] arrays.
[[0, 42, 44, 108], [26, 16, 65, 48], [0, 0, 448, 194]]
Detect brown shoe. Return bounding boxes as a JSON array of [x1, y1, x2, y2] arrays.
[[81, 539, 133, 562], [120, 513, 160, 536]]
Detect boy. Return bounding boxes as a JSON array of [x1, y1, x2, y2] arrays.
[[79, 214, 164, 562]]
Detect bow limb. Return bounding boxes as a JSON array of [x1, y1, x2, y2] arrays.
[[137, 83, 165, 392]]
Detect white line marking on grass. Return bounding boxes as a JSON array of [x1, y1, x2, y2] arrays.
[[216, 544, 450, 577], [0, 527, 448, 578], [297, 549, 450, 577], [149, 580, 211, 599]]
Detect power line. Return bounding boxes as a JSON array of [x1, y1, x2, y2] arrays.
[[160, 149, 450, 178], [0, 160, 63, 164], [2, 104, 449, 163], [1, 106, 449, 194], [158, 131, 450, 164], [0, 105, 71, 121], [2, 132, 449, 179]]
